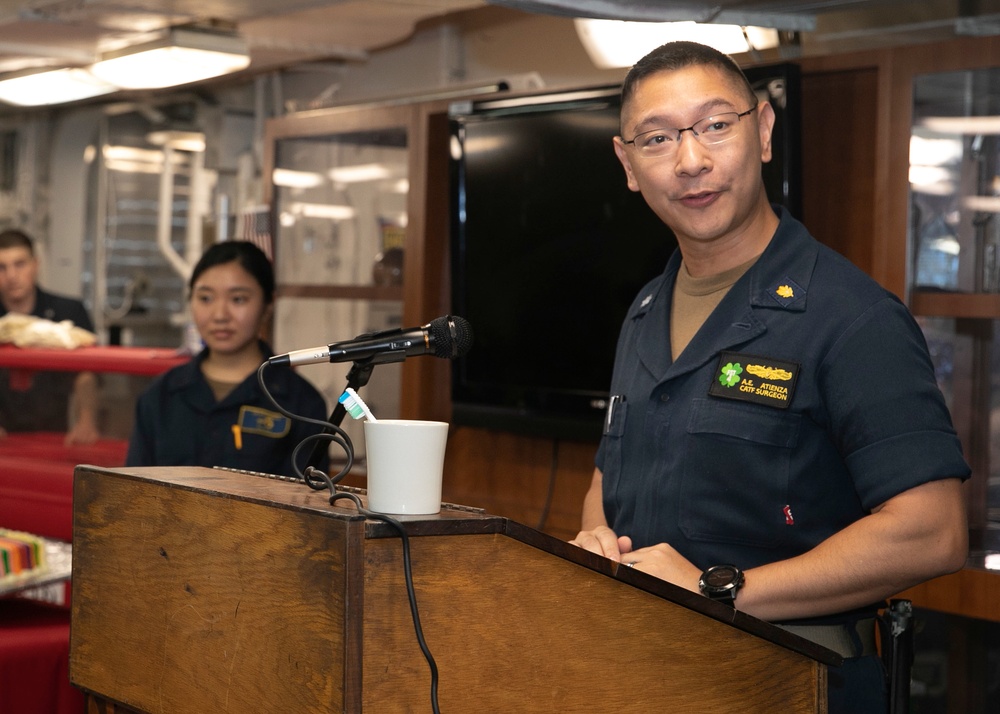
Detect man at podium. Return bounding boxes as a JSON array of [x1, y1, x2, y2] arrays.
[[571, 41, 970, 714]]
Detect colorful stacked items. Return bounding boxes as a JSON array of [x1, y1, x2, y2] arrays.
[[0, 528, 47, 584]]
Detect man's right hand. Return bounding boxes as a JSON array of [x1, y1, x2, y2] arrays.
[[569, 526, 631, 562]]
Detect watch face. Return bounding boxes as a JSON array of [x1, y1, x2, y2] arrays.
[[704, 565, 739, 588], [700, 565, 743, 604]]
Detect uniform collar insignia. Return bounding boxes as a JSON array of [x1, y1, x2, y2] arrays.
[[767, 277, 805, 308]]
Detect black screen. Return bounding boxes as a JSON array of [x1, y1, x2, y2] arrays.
[[450, 66, 801, 441]]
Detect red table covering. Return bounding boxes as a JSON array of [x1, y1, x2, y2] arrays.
[[0, 344, 189, 375]]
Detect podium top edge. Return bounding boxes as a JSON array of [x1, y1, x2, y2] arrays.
[[73, 464, 502, 530]]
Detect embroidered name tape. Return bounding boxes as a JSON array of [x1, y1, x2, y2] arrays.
[[709, 350, 799, 409], [237, 405, 291, 438]]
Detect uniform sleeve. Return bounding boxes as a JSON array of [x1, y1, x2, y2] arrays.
[[67, 300, 94, 333], [125, 386, 159, 466], [820, 296, 970, 509], [46, 295, 94, 332]]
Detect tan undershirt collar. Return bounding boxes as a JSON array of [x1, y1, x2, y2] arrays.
[[670, 254, 760, 360]]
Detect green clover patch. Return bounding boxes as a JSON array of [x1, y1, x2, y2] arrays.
[[718, 362, 742, 387]]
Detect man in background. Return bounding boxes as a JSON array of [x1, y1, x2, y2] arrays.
[[0, 229, 99, 444]]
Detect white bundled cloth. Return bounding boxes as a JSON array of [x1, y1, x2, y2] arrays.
[[0, 313, 97, 349]]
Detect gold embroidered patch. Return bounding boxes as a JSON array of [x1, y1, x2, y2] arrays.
[[746, 364, 794, 381], [710, 351, 800, 409], [237, 405, 291, 438]]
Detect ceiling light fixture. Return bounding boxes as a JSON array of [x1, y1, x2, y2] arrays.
[[90, 27, 251, 90], [919, 115, 1000, 135], [575, 19, 780, 69], [0, 67, 117, 107], [146, 130, 207, 152], [328, 163, 402, 184], [289, 202, 357, 220], [272, 168, 325, 189]]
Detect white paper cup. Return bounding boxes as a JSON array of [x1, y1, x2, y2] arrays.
[[363, 419, 448, 515]]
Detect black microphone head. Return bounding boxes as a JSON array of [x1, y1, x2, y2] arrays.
[[427, 315, 474, 359]]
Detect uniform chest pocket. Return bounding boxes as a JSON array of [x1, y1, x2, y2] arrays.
[[678, 399, 801, 548]]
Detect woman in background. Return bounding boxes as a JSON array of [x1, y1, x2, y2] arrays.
[[126, 241, 329, 476]]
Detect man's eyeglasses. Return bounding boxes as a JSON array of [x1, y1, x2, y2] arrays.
[[622, 106, 758, 158]]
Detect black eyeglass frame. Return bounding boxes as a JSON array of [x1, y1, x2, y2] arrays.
[[622, 105, 759, 150]]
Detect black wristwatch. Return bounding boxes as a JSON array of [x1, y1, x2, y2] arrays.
[[699, 564, 744, 606]]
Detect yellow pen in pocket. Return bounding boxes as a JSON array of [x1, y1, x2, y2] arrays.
[[231, 424, 242, 450]]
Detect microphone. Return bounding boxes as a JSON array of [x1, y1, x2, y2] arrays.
[[269, 315, 473, 367]]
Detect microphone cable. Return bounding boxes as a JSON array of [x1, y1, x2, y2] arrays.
[[534, 438, 560, 532], [256, 361, 441, 713], [325, 488, 440, 714], [254, 362, 355, 488]]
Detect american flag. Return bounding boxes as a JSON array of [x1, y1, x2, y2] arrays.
[[239, 205, 273, 261]]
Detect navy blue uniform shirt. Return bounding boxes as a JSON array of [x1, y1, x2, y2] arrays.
[[126, 341, 330, 477], [596, 207, 969, 624]]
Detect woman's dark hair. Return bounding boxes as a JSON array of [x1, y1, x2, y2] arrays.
[[189, 241, 275, 303], [621, 41, 757, 119]]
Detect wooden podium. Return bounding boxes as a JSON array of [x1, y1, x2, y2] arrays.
[[69, 465, 839, 713]]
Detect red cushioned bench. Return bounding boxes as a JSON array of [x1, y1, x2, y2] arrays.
[[0, 434, 128, 542], [0, 346, 182, 714], [0, 433, 128, 714]]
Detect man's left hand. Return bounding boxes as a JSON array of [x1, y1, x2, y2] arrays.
[[621, 541, 703, 595]]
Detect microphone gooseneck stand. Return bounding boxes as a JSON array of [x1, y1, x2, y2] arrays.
[[304, 359, 374, 470], [304, 344, 415, 470]]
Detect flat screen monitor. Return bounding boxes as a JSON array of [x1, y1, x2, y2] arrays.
[[449, 64, 801, 441]]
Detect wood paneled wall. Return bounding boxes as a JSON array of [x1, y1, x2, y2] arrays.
[[441, 427, 598, 542], [800, 67, 879, 277]]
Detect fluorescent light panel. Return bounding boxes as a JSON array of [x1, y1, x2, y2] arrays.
[[272, 168, 325, 189], [273, 166, 409, 191], [0, 68, 117, 106], [575, 19, 780, 69], [328, 163, 402, 184], [919, 115, 1000, 134], [101, 145, 194, 173], [0, 27, 251, 105], [289, 202, 357, 220], [146, 130, 207, 152], [90, 27, 250, 90]]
